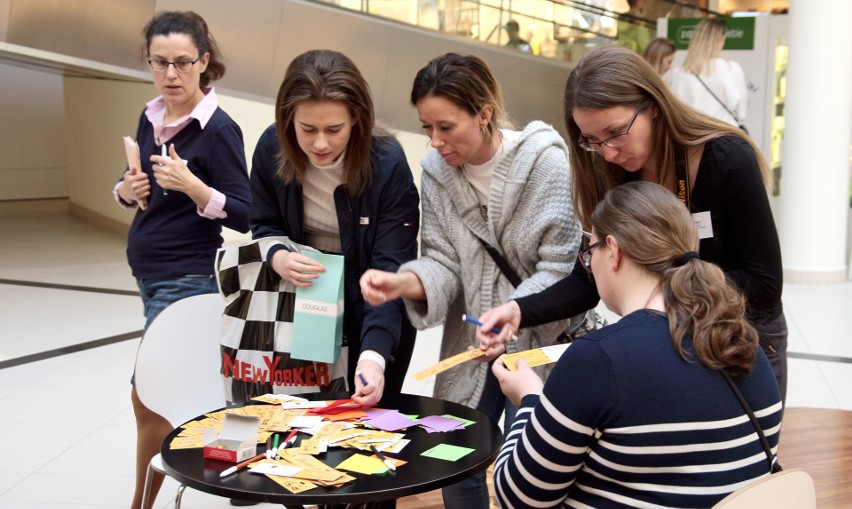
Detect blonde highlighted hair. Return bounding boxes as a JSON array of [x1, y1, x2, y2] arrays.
[[642, 37, 676, 74], [682, 18, 727, 75]]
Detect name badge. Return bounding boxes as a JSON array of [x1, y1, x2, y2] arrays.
[[692, 211, 714, 240], [359, 217, 369, 225]]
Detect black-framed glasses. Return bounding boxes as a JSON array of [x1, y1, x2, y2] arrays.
[[578, 107, 642, 152], [578, 240, 605, 273], [147, 56, 202, 73]]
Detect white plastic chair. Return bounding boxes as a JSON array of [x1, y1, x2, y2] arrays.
[[712, 469, 816, 508], [134, 293, 226, 509]]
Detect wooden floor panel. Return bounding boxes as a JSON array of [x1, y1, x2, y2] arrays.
[[778, 407, 852, 509]]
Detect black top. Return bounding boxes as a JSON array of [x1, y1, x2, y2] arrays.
[[518, 136, 783, 326]]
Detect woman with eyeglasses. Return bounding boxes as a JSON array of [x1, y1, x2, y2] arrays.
[[115, 11, 250, 509], [360, 52, 584, 509], [477, 44, 787, 403], [491, 181, 783, 508]]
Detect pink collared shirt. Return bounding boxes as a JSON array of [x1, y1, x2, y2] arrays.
[[114, 87, 227, 219]]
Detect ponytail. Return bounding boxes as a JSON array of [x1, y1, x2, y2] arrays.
[[591, 181, 758, 374]]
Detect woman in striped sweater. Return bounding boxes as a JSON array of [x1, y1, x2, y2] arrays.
[[491, 181, 782, 508]]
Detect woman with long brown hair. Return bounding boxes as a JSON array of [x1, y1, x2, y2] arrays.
[[249, 49, 420, 411], [492, 181, 782, 507], [478, 44, 787, 402]]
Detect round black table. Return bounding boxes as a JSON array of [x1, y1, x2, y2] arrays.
[[160, 392, 503, 506]]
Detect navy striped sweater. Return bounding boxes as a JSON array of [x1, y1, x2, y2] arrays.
[[494, 310, 782, 508]]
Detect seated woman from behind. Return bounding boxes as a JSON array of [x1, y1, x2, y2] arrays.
[[492, 181, 782, 508]]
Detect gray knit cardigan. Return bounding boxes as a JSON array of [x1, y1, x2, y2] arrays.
[[400, 121, 582, 408]]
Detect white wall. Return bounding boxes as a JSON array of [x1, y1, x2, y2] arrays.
[[0, 61, 66, 200]]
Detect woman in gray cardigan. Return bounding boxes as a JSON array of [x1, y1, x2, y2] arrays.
[[360, 53, 584, 509]]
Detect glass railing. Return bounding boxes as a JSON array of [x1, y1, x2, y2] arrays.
[[314, 0, 713, 65]]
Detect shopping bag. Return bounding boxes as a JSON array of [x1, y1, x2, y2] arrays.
[[291, 251, 344, 364], [216, 237, 348, 405]]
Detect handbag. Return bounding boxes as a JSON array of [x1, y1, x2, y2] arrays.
[[693, 74, 749, 134], [478, 238, 597, 342], [216, 237, 349, 405]]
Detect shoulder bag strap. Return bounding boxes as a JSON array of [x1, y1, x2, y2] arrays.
[[693, 74, 742, 124], [721, 370, 781, 473], [478, 238, 522, 288]]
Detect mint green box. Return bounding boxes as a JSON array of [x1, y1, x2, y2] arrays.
[[291, 251, 345, 363]]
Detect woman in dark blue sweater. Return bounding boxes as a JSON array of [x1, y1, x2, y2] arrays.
[[492, 182, 782, 508], [249, 50, 419, 410], [116, 12, 250, 509]]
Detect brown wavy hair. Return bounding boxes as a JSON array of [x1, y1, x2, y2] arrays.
[[275, 49, 394, 195], [591, 181, 758, 374], [142, 11, 225, 88], [410, 52, 512, 140], [564, 45, 769, 230]]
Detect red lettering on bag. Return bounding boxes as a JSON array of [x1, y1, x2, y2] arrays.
[[263, 355, 281, 373], [240, 362, 252, 381], [316, 363, 329, 385], [222, 353, 239, 378], [282, 369, 292, 385], [251, 365, 269, 384], [292, 366, 304, 385], [304, 364, 316, 385]]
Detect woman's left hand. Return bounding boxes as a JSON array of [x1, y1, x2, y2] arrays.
[[492, 357, 543, 407]]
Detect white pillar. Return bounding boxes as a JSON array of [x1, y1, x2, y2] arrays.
[[779, 0, 852, 284]]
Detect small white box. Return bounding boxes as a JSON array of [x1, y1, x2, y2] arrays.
[[202, 413, 260, 463]]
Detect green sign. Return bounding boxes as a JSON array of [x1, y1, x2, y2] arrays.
[[667, 17, 755, 51]]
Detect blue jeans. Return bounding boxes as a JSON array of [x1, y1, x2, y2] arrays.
[[441, 366, 517, 509], [136, 275, 219, 330]]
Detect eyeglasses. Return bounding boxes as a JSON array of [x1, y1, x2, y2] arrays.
[[578, 107, 642, 152], [147, 56, 202, 73], [578, 240, 605, 273]]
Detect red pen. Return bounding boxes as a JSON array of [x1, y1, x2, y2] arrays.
[[219, 452, 266, 478], [274, 429, 299, 459]]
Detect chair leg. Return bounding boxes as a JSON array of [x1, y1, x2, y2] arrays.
[[174, 483, 187, 509], [140, 461, 156, 509]]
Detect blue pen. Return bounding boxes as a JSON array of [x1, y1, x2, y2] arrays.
[[356, 370, 368, 386], [462, 314, 518, 341]]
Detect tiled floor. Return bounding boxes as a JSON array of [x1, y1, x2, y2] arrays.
[[0, 201, 849, 508]]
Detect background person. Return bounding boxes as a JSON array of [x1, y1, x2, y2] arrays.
[[665, 17, 749, 128], [616, 0, 652, 54], [643, 36, 676, 74], [360, 52, 583, 509], [492, 181, 783, 508], [477, 45, 787, 403], [249, 49, 420, 411], [504, 19, 531, 53], [116, 10, 251, 509]]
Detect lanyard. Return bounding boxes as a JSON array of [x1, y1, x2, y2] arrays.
[[674, 148, 691, 210]]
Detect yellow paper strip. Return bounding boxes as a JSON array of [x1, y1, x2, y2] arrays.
[[501, 343, 572, 371], [410, 348, 487, 380]]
